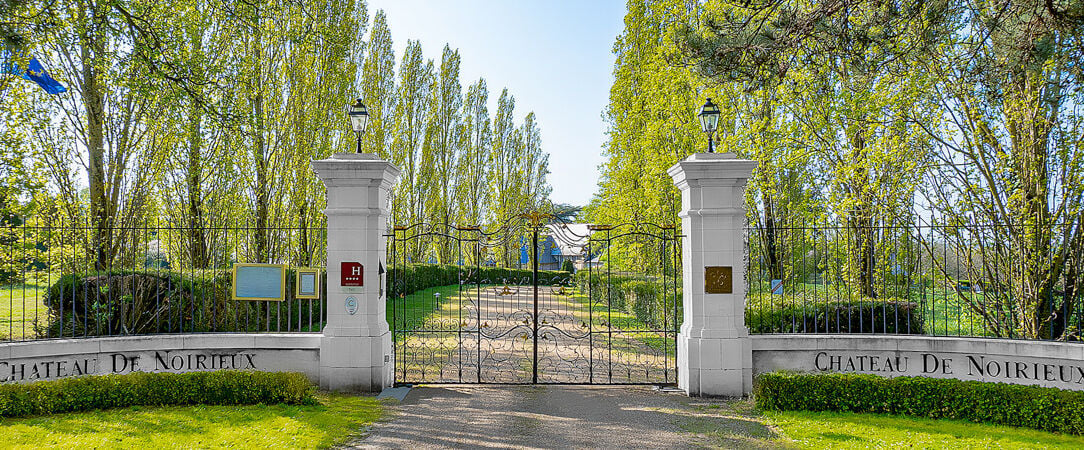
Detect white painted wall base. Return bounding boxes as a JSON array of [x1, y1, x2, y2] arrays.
[[0, 334, 321, 384], [680, 332, 752, 396], [318, 334, 393, 391], [752, 334, 1084, 391]]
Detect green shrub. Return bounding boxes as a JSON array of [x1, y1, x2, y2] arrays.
[[561, 259, 575, 273], [42, 269, 325, 337], [746, 296, 924, 334], [573, 271, 681, 329], [754, 371, 1084, 435], [0, 370, 316, 418], [387, 264, 570, 299]]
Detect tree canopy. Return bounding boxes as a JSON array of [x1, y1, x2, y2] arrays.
[[595, 0, 1084, 339], [0, 1, 553, 272]]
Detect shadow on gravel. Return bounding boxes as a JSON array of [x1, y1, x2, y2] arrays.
[[347, 385, 790, 449]]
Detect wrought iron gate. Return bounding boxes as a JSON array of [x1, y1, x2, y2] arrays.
[[387, 214, 680, 384]]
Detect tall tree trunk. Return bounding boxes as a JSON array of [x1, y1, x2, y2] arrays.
[[846, 130, 877, 298], [81, 0, 110, 270], [185, 35, 208, 268], [760, 190, 783, 281], [254, 91, 270, 262], [297, 204, 310, 266], [185, 103, 208, 267]]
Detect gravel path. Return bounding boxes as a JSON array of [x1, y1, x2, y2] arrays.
[[347, 385, 783, 449], [396, 285, 676, 385]]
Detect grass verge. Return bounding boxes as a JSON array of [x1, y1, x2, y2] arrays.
[[0, 392, 382, 449], [765, 409, 1084, 449]]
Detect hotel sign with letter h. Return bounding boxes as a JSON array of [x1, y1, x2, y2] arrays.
[[341, 262, 363, 286]]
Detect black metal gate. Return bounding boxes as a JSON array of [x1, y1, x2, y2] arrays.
[[387, 213, 680, 384]]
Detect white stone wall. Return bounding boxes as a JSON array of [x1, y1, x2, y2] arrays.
[[753, 334, 1084, 390], [0, 334, 321, 384]]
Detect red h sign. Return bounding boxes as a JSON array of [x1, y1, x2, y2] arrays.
[[341, 262, 363, 286]]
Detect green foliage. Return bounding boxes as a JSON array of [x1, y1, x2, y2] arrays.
[[2, 3, 551, 278], [572, 271, 680, 329], [0, 370, 315, 418], [41, 269, 325, 337], [560, 259, 575, 273], [388, 263, 570, 299], [755, 372, 1084, 435], [746, 296, 924, 334]]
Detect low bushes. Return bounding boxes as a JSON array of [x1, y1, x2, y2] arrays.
[[755, 371, 1084, 435], [42, 269, 325, 337], [388, 264, 570, 298], [0, 370, 316, 418], [572, 271, 681, 329], [746, 296, 924, 334]]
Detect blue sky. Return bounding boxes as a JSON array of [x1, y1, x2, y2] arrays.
[[368, 0, 627, 207]]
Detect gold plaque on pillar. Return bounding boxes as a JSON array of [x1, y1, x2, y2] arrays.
[[705, 266, 732, 294]]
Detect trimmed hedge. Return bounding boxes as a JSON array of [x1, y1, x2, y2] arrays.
[[755, 371, 1084, 435], [388, 264, 570, 298], [43, 269, 325, 337], [0, 370, 316, 418], [746, 296, 924, 334], [572, 271, 681, 329]]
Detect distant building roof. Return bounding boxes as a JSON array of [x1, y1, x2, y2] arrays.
[[545, 223, 592, 257]]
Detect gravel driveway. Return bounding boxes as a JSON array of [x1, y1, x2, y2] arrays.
[[348, 385, 783, 449]]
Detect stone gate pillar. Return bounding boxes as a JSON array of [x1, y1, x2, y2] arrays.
[[312, 152, 399, 392], [668, 152, 757, 397]]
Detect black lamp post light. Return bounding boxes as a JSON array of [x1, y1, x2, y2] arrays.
[[698, 98, 721, 153], [348, 98, 369, 153]]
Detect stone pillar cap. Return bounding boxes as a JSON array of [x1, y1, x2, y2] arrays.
[[667, 152, 758, 184], [686, 152, 738, 161], [312, 153, 401, 186], [325, 152, 381, 161]]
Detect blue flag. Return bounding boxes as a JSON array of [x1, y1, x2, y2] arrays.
[[519, 243, 529, 265], [6, 55, 66, 94]]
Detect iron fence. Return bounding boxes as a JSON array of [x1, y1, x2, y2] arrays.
[[746, 221, 1084, 341], [1, 218, 327, 342]]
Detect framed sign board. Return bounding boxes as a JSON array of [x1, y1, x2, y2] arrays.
[[296, 268, 322, 299], [232, 263, 286, 301]]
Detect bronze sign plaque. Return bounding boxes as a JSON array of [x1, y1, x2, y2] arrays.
[[705, 266, 733, 294]]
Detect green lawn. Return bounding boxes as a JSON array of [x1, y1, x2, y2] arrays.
[[765, 410, 1084, 449], [563, 289, 675, 354], [0, 283, 48, 341], [0, 393, 383, 449], [387, 284, 474, 331]]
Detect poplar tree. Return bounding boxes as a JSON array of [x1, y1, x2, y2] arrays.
[[389, 41, 433, 233], [490, 88, 516, 224], [359, 9, 395, 157], [519, 112, 549, 211], [432, 45, 462, 237], [456, 78, 492, 228]]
